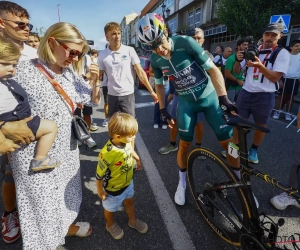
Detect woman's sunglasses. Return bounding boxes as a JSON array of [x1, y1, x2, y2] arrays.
[[141, 33, 165, 51], [2, 19, 33, 31], [53, 39, 85, 60]]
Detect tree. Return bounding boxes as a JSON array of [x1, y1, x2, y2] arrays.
[[216, 0, 300, 40]]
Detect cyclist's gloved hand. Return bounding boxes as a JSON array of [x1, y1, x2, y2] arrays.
[[218, 95, 238, 114], [160, 108, 172, 125]]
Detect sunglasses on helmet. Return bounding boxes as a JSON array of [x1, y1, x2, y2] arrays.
[[2, 19, 33, 31], [52, 38, 85, 60], [141, 33, 165, 51]]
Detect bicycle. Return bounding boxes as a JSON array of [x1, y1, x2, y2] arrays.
[[187, 113, 300, 250]]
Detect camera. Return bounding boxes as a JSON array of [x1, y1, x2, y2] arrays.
[[243, 37, 259, 61]]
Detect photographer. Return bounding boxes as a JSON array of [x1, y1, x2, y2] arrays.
[[233, 23, 290, 164]]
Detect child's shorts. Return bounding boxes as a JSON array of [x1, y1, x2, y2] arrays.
[[102, 181, 134, 212], [26, 116, 41, 136]]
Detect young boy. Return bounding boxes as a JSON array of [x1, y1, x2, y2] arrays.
[[96, 112, 148, 240], [0, 36, 60, 171]]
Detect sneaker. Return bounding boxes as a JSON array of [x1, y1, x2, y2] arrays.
[[2, 211, 21, 243], [159, 143, 178, 155], [174, 185, 186, 205], [248, 148, 258, 164], [85, 137, 96, 148], [273, 111, 280, 119], [106, 222, 124, 240], [153, 124, 159, 129], [90, 123, 99, 131], [252, 192, 259, 209], [162, 124, 168, 129], [270, 192, 300, 210], [285, 113, 292, 121], [220, 150, 226, 158], [128, 219, 148, 234], [102, 118, 109, 127]]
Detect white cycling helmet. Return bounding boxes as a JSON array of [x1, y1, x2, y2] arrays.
[[136, 13, 166, 50]]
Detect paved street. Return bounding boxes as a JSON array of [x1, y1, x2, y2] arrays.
[[0, 88, 299, 250]]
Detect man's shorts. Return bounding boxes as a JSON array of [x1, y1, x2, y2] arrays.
[[170, 94, 203, 123], [26, 115, 41, 136], [278, 78, 300, 96], [101, 86, 108, 104], [108, 93, 135, 118], [236, 89, 275, 125], [102, 181, 134, 212], [74, 106, 93, 116], [0, 154, 14, 183]]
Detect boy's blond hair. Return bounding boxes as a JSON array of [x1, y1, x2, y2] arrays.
[[38, 22, 89, 65], [108, 112, 138, 138], [0, 36, 20, 61], [104, 22, 121, 34]]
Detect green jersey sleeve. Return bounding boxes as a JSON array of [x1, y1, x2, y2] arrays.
[[150, 55, 164, 84], [185, 37, 214, 71]]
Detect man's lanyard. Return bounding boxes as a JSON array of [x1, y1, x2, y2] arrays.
[[253, 45, 277, 80]]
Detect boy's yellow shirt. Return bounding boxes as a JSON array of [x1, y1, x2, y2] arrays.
[[96, 139, 134, 193]]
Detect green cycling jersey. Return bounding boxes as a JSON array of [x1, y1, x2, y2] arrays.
[[150, 36, 215, 102]]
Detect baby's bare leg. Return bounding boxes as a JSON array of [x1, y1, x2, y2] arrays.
[[35, 120, 58, 160]]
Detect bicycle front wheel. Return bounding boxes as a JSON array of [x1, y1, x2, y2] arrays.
[[187, 147, 251, 247]]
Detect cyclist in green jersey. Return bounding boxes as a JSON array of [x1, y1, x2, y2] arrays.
[[137, 13, 239, 206]]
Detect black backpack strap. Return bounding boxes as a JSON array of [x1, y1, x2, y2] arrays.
[[260, 46, 283, 83]]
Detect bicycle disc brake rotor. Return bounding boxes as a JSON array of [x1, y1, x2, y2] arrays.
[[240, 234, 266, 250]]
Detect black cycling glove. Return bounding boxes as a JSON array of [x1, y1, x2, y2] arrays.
[[160, 108, 172, 126], [218, 95, 238, 114]]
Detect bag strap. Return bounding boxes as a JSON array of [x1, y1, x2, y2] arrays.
[[32, 59, 75, 114]]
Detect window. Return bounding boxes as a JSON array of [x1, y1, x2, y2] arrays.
[[195, 8, 201, 28], [188, 12, 194, 30], [168, 17, 178, 36]]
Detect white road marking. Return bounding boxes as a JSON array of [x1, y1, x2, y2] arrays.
[[135, 102, 155, 109], [135, 133, 196, 250]]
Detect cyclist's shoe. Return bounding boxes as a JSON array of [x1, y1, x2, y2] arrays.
[[159, 143, 178, 155], [252, 192, 259, 209], [174, 185, 186, 205], [220, 150, 226, 158], [2, 211, 21, 243], [248, 148, 258, 164], [285, 113, 292, 121], [270, 192, 300, 210], [273, 111, 280, 119]]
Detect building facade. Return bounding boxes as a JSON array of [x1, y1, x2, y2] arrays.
[[120, 12, 139, 45]]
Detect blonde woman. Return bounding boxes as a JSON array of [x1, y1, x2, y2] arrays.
[[6, 22, 101, 249]]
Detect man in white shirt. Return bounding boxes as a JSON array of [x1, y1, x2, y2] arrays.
[[233, 23, 290, 164], [273, 40, 300, 121], [98, 22, 158, 118], [0, 1, 37, 244]]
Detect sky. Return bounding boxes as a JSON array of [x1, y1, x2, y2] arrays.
[[10, 0, 149, 49]]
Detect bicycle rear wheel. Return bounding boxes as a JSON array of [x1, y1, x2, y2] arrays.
[[187, 147, 251, 247]]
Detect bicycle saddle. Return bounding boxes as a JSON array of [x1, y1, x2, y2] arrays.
[[223, 113, 270, 133]]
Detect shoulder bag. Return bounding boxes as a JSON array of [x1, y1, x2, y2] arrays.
[[32, 59, 91, 142]]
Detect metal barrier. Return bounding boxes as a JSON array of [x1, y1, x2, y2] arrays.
[[273, 78, 300, 132]]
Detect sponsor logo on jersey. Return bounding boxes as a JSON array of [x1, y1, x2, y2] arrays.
[[161, 66, 169, 69], [178, 83, 207, 96], [178, 128, 188, 132], [163, 70, 169, 73], [121, 55, 128, 60], [220, 124, 228, 129], [176, 48, 185, 52], [176, 59, 188, 68]]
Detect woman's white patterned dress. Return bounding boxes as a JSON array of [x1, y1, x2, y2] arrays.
[[11, 59, 96, 250]]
